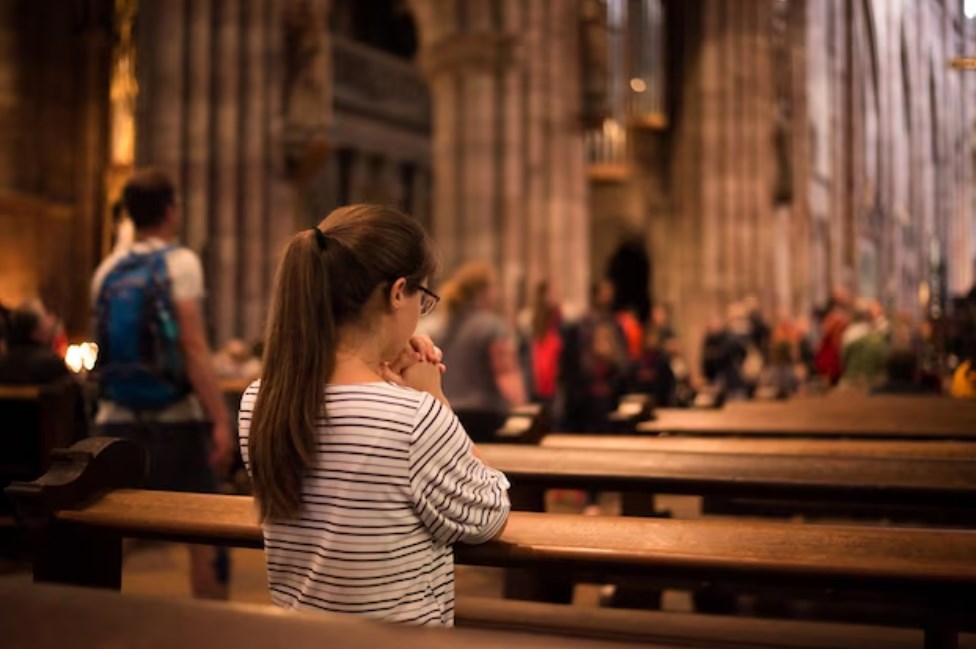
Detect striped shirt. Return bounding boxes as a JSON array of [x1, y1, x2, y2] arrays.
[[238, 381, 510, 627]]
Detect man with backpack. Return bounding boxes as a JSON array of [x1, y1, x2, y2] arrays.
[[91, 168, 233, 599]]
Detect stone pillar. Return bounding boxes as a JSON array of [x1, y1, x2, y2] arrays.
[[411, 0, 589, 311], [522, 0, 549, 296], [0, 0, 19, 188], [347, 150, 372, 203], [73, 13, 111, 338], [411, 165, 432, 233], [183, 0, 212, 254], [660, 0, 780, 377], [212, 0, 241, 344], [240, 0, 269, 341], [426, 72, 461, 271], [266, 0, 295, 295], [136, 0, 184, 177], [499, 0, 527, 312]]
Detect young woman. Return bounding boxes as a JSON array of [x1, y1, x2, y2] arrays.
[[239, 205, 510, 627]]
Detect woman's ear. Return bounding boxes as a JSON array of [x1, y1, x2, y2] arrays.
[[389, 277, 408, 311]]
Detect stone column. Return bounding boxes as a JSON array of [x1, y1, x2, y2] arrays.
[[347, 150, 372, 203], [183, 0, 212, 254], [240, 0, 269, 342], [660, 0, 781, 376], [212, 0, 241, 344], [266, 0, 294, 294], [499, 0, 527, 312], [522, 0, 549, 296], [411, 0, 589, 310], [411, 165, 432, 233], [135, 0, 185, 177], [374, 157, 404, 207], [0, 0, 19, 188]]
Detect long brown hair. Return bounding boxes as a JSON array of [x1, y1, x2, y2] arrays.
[[248, 205, 438, 522]]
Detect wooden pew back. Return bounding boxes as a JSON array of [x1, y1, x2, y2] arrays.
[[541, 435, 976, 458], [638, 397, 976, 439], [478, 444, 976, 513], [0, 378, 80, 513]]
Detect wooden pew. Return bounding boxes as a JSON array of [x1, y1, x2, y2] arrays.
[[0, 378, 81, 515], [0, 583, 651, 649], [477, 444, 976, 515], [7, 583, 973, 649], [541, 435, 976, 458], [6, 438, 976, 648], [16, 488, 976, 647], [636, 400, 976, 440], [455, 597, 976, 649]]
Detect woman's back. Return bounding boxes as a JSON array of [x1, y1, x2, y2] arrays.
[[239, 380, 509, 627]]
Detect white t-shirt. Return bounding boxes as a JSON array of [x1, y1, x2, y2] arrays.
[[91, 237, 206, 422], [239, 381, 511, 627]]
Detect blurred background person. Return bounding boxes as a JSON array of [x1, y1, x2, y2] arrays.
[[559, 280, 628, 431], [435, 261, 526, 441], [0, 303, 70, 385]]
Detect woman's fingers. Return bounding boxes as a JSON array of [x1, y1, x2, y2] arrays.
[[380, 362, 406, 386], [389, 347, 419, 374], [409, 334, 442, 364]]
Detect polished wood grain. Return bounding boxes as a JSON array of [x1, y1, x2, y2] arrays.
[[455, 597, 976, 649], [637, 405, 976, 439], [0, 583, 647, 649], [0, 384, 42, 400], [478, 444, 976, 508], [53, 489, 976, 594], [541, 435, 976, 458]]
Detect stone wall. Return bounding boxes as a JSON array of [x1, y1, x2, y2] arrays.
[[0, 0, 111, 336], [589, 0, 976, 377]]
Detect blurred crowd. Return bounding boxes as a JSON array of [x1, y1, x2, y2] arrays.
[[2, 263, 976, 433]]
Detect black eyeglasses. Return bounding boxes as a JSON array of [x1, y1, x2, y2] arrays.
[[416, 285, 440, 316]]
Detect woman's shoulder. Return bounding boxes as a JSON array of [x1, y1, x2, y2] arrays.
[[239, 379, 261, 411]]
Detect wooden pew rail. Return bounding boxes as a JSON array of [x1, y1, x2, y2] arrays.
[[7, 438, 976, 649]]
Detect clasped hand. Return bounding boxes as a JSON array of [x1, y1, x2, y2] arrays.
[[379, 335, 447, 398]]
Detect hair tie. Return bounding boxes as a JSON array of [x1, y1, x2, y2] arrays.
[[310, 228, 328, 251]]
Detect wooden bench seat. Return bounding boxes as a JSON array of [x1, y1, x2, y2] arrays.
[[0, 583, 649, 649], [455, 597, 976, 649], [10, 438, 976, 647], [636, 408, 976, 440], [541, 435, 976, 458], [22, 488, 976, 646], [477, 444, 976, 511]]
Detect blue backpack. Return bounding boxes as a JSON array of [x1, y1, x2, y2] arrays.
[[95, 247, 190, 410]]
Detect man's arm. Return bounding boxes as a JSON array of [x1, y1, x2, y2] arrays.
[[173, 298, 233, 470]]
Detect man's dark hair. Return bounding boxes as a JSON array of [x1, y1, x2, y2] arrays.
[[8, 307, 40, 346], [122, 168, 176, 229]]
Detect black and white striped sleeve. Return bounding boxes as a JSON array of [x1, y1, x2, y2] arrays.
[[408, 393, 510, 546]]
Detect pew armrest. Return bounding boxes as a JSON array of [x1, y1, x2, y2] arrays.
[[4, 437, 147, 526]]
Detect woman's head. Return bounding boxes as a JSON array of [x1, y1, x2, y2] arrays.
[[249, 204, 438, 522], [310, 205, 439, 356], [441, 261, 497, 316]]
